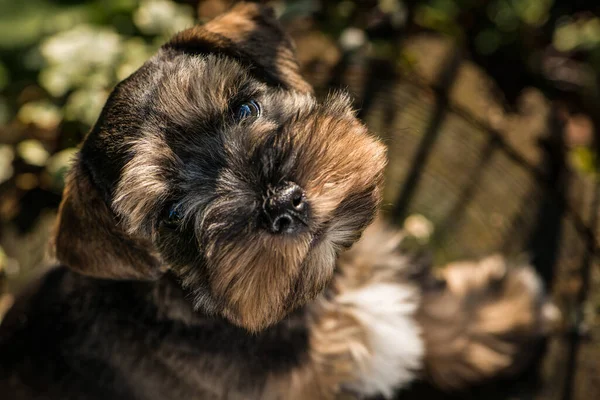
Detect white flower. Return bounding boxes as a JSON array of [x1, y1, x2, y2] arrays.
[[403, 214, 434, 242], [134, 0, 194, 36], [18, 101, 62, 130], [16, 140, 50, 167]]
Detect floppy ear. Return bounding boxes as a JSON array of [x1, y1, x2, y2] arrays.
[[165, 2, 313, 93], [51, 156, 163, 280]]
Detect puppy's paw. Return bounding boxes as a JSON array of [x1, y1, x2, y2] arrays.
[[443, 255, 561, 336], [419, 255, 561, 390]]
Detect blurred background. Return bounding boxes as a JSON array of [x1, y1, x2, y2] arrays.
[[0, 0, 599, 398]]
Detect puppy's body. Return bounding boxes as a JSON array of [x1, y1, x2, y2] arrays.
[[0, 222, 555, 400], [0, 3, 557, 399], [0, 267, 310, 400]]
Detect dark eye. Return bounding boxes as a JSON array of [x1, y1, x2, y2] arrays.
[[234, 100, 260, 120], [164, 203, 183, 227]]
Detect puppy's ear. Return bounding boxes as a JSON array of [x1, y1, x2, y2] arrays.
[[51, 157, 163, 280], [165, 2, 313, 93]]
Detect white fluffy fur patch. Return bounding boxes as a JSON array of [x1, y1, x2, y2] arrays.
[[337, 282, 424, 398]]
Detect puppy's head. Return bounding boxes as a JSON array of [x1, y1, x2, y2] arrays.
[[53, 3, 386, 331]]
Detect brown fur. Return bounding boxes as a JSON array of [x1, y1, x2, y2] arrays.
[[52, 159, 163, 280], [168, 2, 313, 94], [210, 96, 386, 330], [52, 2, 386, 334]]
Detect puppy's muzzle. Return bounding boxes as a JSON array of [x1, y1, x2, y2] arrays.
[[262, 182, 308, 234]]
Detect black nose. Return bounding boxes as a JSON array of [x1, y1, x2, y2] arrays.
[[263, 182, 309, 234]]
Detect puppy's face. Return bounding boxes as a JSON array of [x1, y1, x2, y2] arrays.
[[53, 3, 386, 331]]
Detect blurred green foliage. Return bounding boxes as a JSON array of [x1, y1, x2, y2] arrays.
[[0, 0, 195, 192], [1, 0, 194, 126]]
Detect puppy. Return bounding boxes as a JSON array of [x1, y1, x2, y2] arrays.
[[0, 3, 558, 399]]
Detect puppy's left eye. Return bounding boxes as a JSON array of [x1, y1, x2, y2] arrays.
[[164, 203, 183, 227], [234, 100, 260, 121]]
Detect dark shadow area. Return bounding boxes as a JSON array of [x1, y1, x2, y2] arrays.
[[356, 59, 398, 121], [526, 108, 567, 287]]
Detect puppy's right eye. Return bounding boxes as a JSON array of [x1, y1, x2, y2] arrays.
[[163, 203, 183, 227], [234, 100, 261, 121]]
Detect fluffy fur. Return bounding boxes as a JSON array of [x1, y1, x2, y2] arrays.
[[0, 3, 558, 400]]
